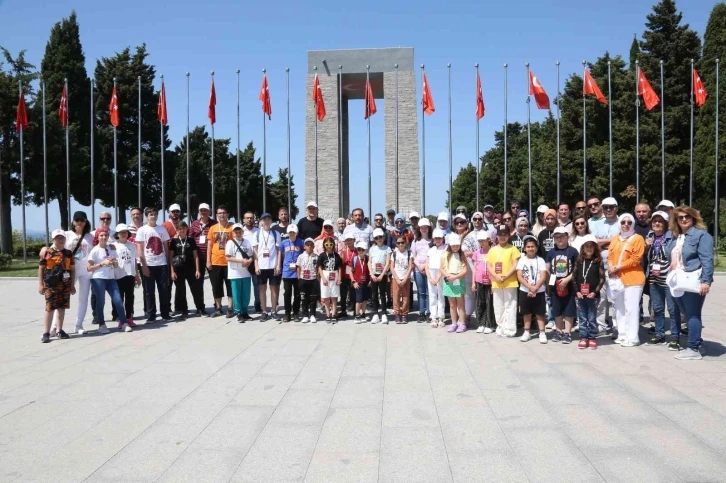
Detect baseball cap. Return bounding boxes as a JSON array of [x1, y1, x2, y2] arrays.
[[344, 232, 355, 240], [536, 205, 549, 214], [476, 230, 491, 241], [448, 233, 462, 245], [602, 197, 618, 206], [304, 237, 315, 244], [260, 212, 272, 219], [373, 228, 386, 238], [323, 219, 334, 227], [51, 229, 66, 239], [306, 201, 318, 208], [437, 211, 449, 221], [472, 211, 483, 219], [483, 204, 494, 210], [168, 203, 181, 212], [522, 234, 539, 245], [453, 213, 467, 222], [432, 228, 445, 239], [418, 218, 431, 227], [72, 211, 88, 221], [355, 241, 368, 250], [656, 199, 675, 209], [580, 234, 598, 246], [231, 223, 244, 231], [114, 223, 130, 238], [287, 224, 299, 233], [553, 226, 569, 236], [496, 224, 509, 235], [408, 211, 420, 219], [651, 210, 670, 222], [198, 203, 210, 211]]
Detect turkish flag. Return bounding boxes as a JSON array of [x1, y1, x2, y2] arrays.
[[528, 70, 550, 110], [364, 78, 377, 119], [422, 73, 435, 116], [16, 90, 28, 132], [476, 72, 485, 120], [158, 81, 168, 125], [208, 80, 216, 125], [637, 68, 659, 111], [583, 68, 607, 105], [313, 74, 326, 121], [59, 85, 69, 128], [109, 85, 119, 127], [693, 68, 707, 107], [260, 74, 271, 120]]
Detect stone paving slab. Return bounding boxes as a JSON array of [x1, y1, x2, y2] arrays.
[[2, 278, 726, 482]]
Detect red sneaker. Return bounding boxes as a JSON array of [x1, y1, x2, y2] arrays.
[[126, 318, 137, 328], [589, 339, 598, 350], [577, 339, 589, 350], [117, 321, 123, 329]]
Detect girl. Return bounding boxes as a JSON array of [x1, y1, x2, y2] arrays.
[[391, 235, 414, 323], [297, 238, 319, 323], [441, 234, 468, 333], [225, 223, 254, 322], [426, 229, 447, 328], [516, 236, 548, 343], [472, 230, 495, 334], [317, 236, 343, 324], [169, 221, 203, 320], [412, 218, 432, 322], [87, 228, 128, 333], [113, 224, 141, 328], [487, 225, 521, 337], [574, 235, 606, 349], [352, 241, 372, 323], [368, 228, 392, 324], [38, 230, 76, 343], [570, 215, 591, 252]]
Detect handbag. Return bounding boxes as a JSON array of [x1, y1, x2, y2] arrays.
[[606, 237, 631, 299], [666, 268, 702, 297]]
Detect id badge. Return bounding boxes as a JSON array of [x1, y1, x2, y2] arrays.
[[290, 263, 297, 269], [651, 263, 661, 276], [549, 274, 557, 286], [303, 269, 311, 279], [63, 272, 70, 280], [581, 283, 590, 296], [262, 249, 270, 258], [452, 278, 460, 287], [199, 235, 206, 245], [375, 262, 383, 274], [346, 266, 352, 276], [495, 262, 502, 274], [328, 271, 337, 281]]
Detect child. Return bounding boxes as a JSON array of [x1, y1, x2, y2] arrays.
[[169, 221, 204, 320], [316, 236, 343, 323], [280, 224, 304, 322], [391, 235, 414, 323], [472, 230, 495, 333], [368, 228, 392, 324], [338, 233, 357, 318], [38, 229, 76, 342], [545, 226, 580, 343], [112, 224, 141, 328], [87, 228, 127, 333], [297, 238, 319, 323], [516, 236, 548, 343], [352, 241, 372, 323], [225, 223, 254, 322], [441, 234, 468, 333], [487, 225, 521, 337], [426, 229, 447, 328], [575, 235, 606, 349]]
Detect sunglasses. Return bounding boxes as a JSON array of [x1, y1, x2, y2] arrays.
[[620, 221, 633, 226], [396, 242, 406, 245], [374, 218, 383, 222], [587, 202, 601, 207], [575, 206, 587, 210], [677, 215, 692, 221], [652, 219, 665, 223], [503, 217, 512, 221], [100, 217, 111, 221], [455, 221, 467, 225], [510, 206, 519, 210], [602, 205, 616, 210], [472, 217, 482, 221], [575, 221, 586, 226]]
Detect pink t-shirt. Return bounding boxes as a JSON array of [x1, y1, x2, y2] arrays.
[[472, 248, 491, 285]]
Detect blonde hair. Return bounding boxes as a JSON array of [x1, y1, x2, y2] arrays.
[[669, 206, 706, 235]]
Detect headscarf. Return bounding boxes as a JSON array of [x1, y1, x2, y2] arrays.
[[516, 216, 530, 231], [544, 209, 557, 221], [618, 213, 635, 240]]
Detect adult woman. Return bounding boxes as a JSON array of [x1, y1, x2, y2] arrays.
[[412, 219, 432, 322], [502, 213, 516, 237], [570, 215, 591, 252], [509, 217, 532, 254], [532, 205, 549, 237], [607, 214, 645, 347], [644, 211, 679, 349], [666, 206, 714, 360]]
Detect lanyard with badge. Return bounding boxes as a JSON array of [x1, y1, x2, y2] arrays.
[[495, 246, 504, 274], [261, 230, 272, 258], [325, 253, 337, 281], [581, 260, 593, 295], [198, 221, 208, 245]]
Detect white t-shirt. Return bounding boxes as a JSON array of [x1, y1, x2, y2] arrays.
[[392, 248, 412, 279], [296, 252, 318, 280], [571, 235, 588, 253], [225, 238, 253, 279], [253, 228, 280, 270], [135, 225, 170, 267], [516, 256, 547, 293], [427, 245, 445, 276], [343, 223, 374, 245], [88, 245, 117, 280], [65, 231, 94, 276], [243, 226, 260, 244], [369, 244, 391, 275], [112, 241, 137, 279]]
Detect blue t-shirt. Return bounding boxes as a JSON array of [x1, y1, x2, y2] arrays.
[[280, 238, 304, 278], [369, 244, 392, 275]]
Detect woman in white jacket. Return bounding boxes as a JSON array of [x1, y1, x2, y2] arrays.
[[426, 228, 447, 328]]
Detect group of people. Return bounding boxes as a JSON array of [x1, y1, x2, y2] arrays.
[[37, 196, 714, 360]]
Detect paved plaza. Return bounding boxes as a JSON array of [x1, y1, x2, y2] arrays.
[[2, 278, 726, 483]]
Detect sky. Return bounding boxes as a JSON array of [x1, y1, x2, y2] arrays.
[[0, 0, 717, 231]]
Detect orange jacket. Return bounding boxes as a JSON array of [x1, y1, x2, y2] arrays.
[[607, 234, 645, 287]]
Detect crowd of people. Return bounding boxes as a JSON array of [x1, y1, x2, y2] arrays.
[[37, 196, 714, 360]]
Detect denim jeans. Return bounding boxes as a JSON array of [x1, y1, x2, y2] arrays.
[[649, 283, 680, 340], [546, 293, 554, 324], [90, 278, 127, 324], [144, 265, 171, 319], [576, 297, 598, 339], [413, 271, 429, 316], [675, 291, 705, 350]]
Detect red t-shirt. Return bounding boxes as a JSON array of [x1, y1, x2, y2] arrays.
[[339, 247, 355, 280], [352, 255, 371, 285]]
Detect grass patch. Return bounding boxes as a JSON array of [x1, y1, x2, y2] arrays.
[[0, 260, 39, 277]]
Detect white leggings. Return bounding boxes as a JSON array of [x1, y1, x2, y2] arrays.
[[428, 270, 445, 319], [492, 287, 518, 336], [612, 285, 643, 344], [52, 273, 91, 329]]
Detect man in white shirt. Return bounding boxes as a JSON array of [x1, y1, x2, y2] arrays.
[[135, 207, 172, 322], [242, 210, 262, 313], [343, 208, 374, 246], [253, 213, 282, 321]]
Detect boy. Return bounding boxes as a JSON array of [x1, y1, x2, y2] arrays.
[[545, 226, 579, 343], [516, 236, 548, 343], [280, 224, 304, 321], [38, 229, 76, 342], [135, 207, 172, 322], [296, 238, 319, 323]]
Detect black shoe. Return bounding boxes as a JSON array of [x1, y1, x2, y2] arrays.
[[647, 336, 666, 345], [162, 316, 174, 322], [339, 312, 348, 319], [146, 317, 156, 323], [58, 329, 70, 339], [647, 326, 656, 335], [210, 309, 224, 318], [41, 333, 50, 343], [271, 313, 281, 322], [225, 310, 235, 319], [180, 313, 188, 321], [681, 325, 689, 335], [562, 333, 572, 344], [237, 313, 245, 323], [668, 340, 681, 351], [111, 315, 118, 322], [241, 313, 253, 321], [326, 316, 332, 324], [285, 314, 292, 322], [196, 309, 204, 317], [260, 313, 269, 322], [254, 306, 262, 313]]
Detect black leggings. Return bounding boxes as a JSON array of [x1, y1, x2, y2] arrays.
[[283, 278, 301, 316], [371, 277, 389, 314], [299, 279, 318, 317], [117, 275, 136, 319]]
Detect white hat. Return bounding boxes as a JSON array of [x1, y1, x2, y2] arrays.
[[651, 210, 670, 222], [344, 232, 355, 240], [114, 223, 130, 238], [198, 203, 210, 211], [437, 211, 449, 221], [602, 197, 618, 206], [408, 211, 421, 219], [483, 204, 494, 210], [287, 224, 299, 233], [373, 228, 386, 238], [231, 223, 244, 230], [51, 228, 66, 239], [306, 201, 318, 208], [355, 241, 368, 250], [418, 218, 431, 227], [304, 237, 315, 244], [432, 228, 445, 239], [656, 199, 675, 209], [553, 226, 569, 236], [323, 219, 334, 227], [537, 205, 549, 214], [453, 213, 467, 222], [472, 211, 484, 219], [476, 230, 491, 241], [580, 234, 598, 246], [448, 233, 462, 245], [168, 203, 181, 212]]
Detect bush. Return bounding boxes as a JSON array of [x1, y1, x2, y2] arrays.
[[11, 230, 47, 258], [0, 253, 11, 269]]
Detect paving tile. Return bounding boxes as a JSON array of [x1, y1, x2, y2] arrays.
[[314, 407, 382, 453], [303, 451, 379, 483], [447, 450, 529, 483], [331, 376, 383, 408], [379, 427, 453, 483]]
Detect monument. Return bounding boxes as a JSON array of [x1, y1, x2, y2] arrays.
[[305, 48, 420, 219]]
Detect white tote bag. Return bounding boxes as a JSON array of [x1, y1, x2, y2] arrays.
[[606, 237, 631, 300]]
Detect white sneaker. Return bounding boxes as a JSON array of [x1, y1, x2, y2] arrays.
[[122, 323, 133, 332], [545, 321, 555, 329], [49, 327, 58, 338], [371, 314, 380, 324], [520, 331, 532, 342], [495, 326, 503, 336], [483, 327, 494, 334], [75, 325, 85, 335], [430, 319, 438, 328], [301, 317, 310, 323], [572, 324, 579, 332], [615, 337, 626, 345], [476, 326, 485, 334], [98, 325, 110, 334], [381, 314, 389, 324], [310, 316, 317, 324], [539, 333, 548, 344]]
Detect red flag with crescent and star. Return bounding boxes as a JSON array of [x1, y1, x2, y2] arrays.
[[59, 85, 69, 128], [583, 68, 607, 105], [260, 74, 271, 120], [313, 73, 326, 121], [693, 68, 707, 107], [364, 78, 377, 119], [208, 79, 216, 125], [109, 85, 119, 127], [476, 72, 485, 120], [528, 70, 550, 110], [637, 67, 659, 111], [158, 81, 168, 125], [16, 90, 28, 132], [422, 73, 435, 116]]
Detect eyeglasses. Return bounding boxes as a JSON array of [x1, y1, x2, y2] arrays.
[[472, 217, 482, 221], [502, 217, 512, 221], [510, 206, 519, 210], [396, 242, 406, 245], [620, 221, 633, 226], [455, 221, 467, 225], [587, 202, 601, 208], [374, 218, 383, 222], [575, 206, 587, 211], [677, 215, 692, 221], [602, 205, 616, 210], [100, 217, 111, 221]]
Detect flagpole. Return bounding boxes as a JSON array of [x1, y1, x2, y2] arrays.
[[236, 69, 241, 220], [556, 61, 561, 204], [395, 63, 399, 213], [526, 63, 532, 221], [42, 79, 48, 242], [421, 64, 426, 215], [661, 59, 665, 200], [211, 71, 215, 212], [262, 68, 267, 213], [90, 78, 95, 228], [366, 64, 372, 219], [19, 81, 27, 263], [160, 76, 166, 220], [690, 58, 695, 205], [608, 61, 613, 197], [113, 77, 118, 223], [287, 67, 292, 217], [447, 63, 452, 214], [582, 61, 587, 201], [138, 75, 143, 217], [504, 63, 508, 212], [314, 66, 319, 204], [635, 61, 640, 202], [338, 64, 343, 217], [475, 63, 480, 212], [64, 78, 70, 229], [715, 58, 720, 249], [185, 72, 190, 223]]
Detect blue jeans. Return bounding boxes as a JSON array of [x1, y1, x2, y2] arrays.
[[413, 271, 429, 315], [675, 291, 705, 350], [649, 283, 680, 340], [90, 278, 126, 324], [576, 298, 598, 339], [546, 293, 554, 324]]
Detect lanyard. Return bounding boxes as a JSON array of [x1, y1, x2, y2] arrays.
[[177, 236, 188, 253], [582, 259, 594, 280], [528, 259, 538, 284]]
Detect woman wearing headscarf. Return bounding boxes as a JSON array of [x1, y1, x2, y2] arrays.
[[607, 213, 645, 346], [509, 217, 532, 254]]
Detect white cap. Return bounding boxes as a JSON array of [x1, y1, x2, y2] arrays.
[[432, 228, 445, 239], [373, 228, 386, 238], [168, 203, 181, 212], [656, 199, 675, 209], [553, 226, 569, 236], [537, 205, 549, 214], [198, 203, 210, 211], [418, 218, 431, 227], [304, 237, 315, 244], [408, 211, 421, 219], [323, 219, 334, 227], [437, 211, 449, 221], [580, 234, 598, 246], [651, 210, 670, 222], [472, 211, 483, 219], [602, 197, 618, 206], [287, 224, 298, 233], [453, 213, 467, 222], [114, 223, 130, 238], [448, 233, 462, 245], [306, 201, 318, 208], [231, 223, 244, 230], [344, 232, 356, 240], [51, 228, 66, 239], [355, 241, 368, 250], [476, 230, 491, 241]]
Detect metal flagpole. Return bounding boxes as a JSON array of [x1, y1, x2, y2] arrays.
[[635, 61, 640, 202], [19, 81, 27, 262], [661, 60, 665, 200], [421, 64, 426, 215], [211, 71, 215, 213], [338, 65, 343, 217], [690, 58, 695, 205], [447, 63, 452, 214], [138, 76, 143, 217], [314, 66, 319, 204], [113, 77, 118, 223], [582, 61, 587, 201], [556, 62, 561, 203], [90, 78, 95, 228], [366, 65, 372, 218], [236, 69, 241, 220], [185, 72, 190, 222], [287, 67, 292, 217], [262, 68, 267, 213], [395, 63, 399, 213], [475, 63, 480, 212], [160, 76, 165, 220], [42, 79, 48, 242], [716, 58, 720, 248], [504, 63, 508, 212], [526, 63, 532, 220], [64, 78, 70, 229], [608, 61, 613, 196]]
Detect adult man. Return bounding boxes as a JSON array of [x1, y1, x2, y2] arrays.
[[135, 207, 172, 322], [273, 206, 290, 241], [92, 211, 115, 244], [242, 211, 262, 312], [373, 213, 386, 231], [509, 200, 521, 220], [162, 203, 182, 238], [189, 202, 217, 314], [482, 204, 496, 228], [127, 207, 144, 241], [207, 205, 234, 318], [385, 209, 396, 232], [297, 201, 324, 240], [574, 201, 587, 219], [557, 203, 573, 233], [656, 199, 675, 218], [343, 208, 374, 245], [634, 203, 651, 238], [253, 213, 282, 321], [591, 197, 620, 335], [586, 196, 603, 231]]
